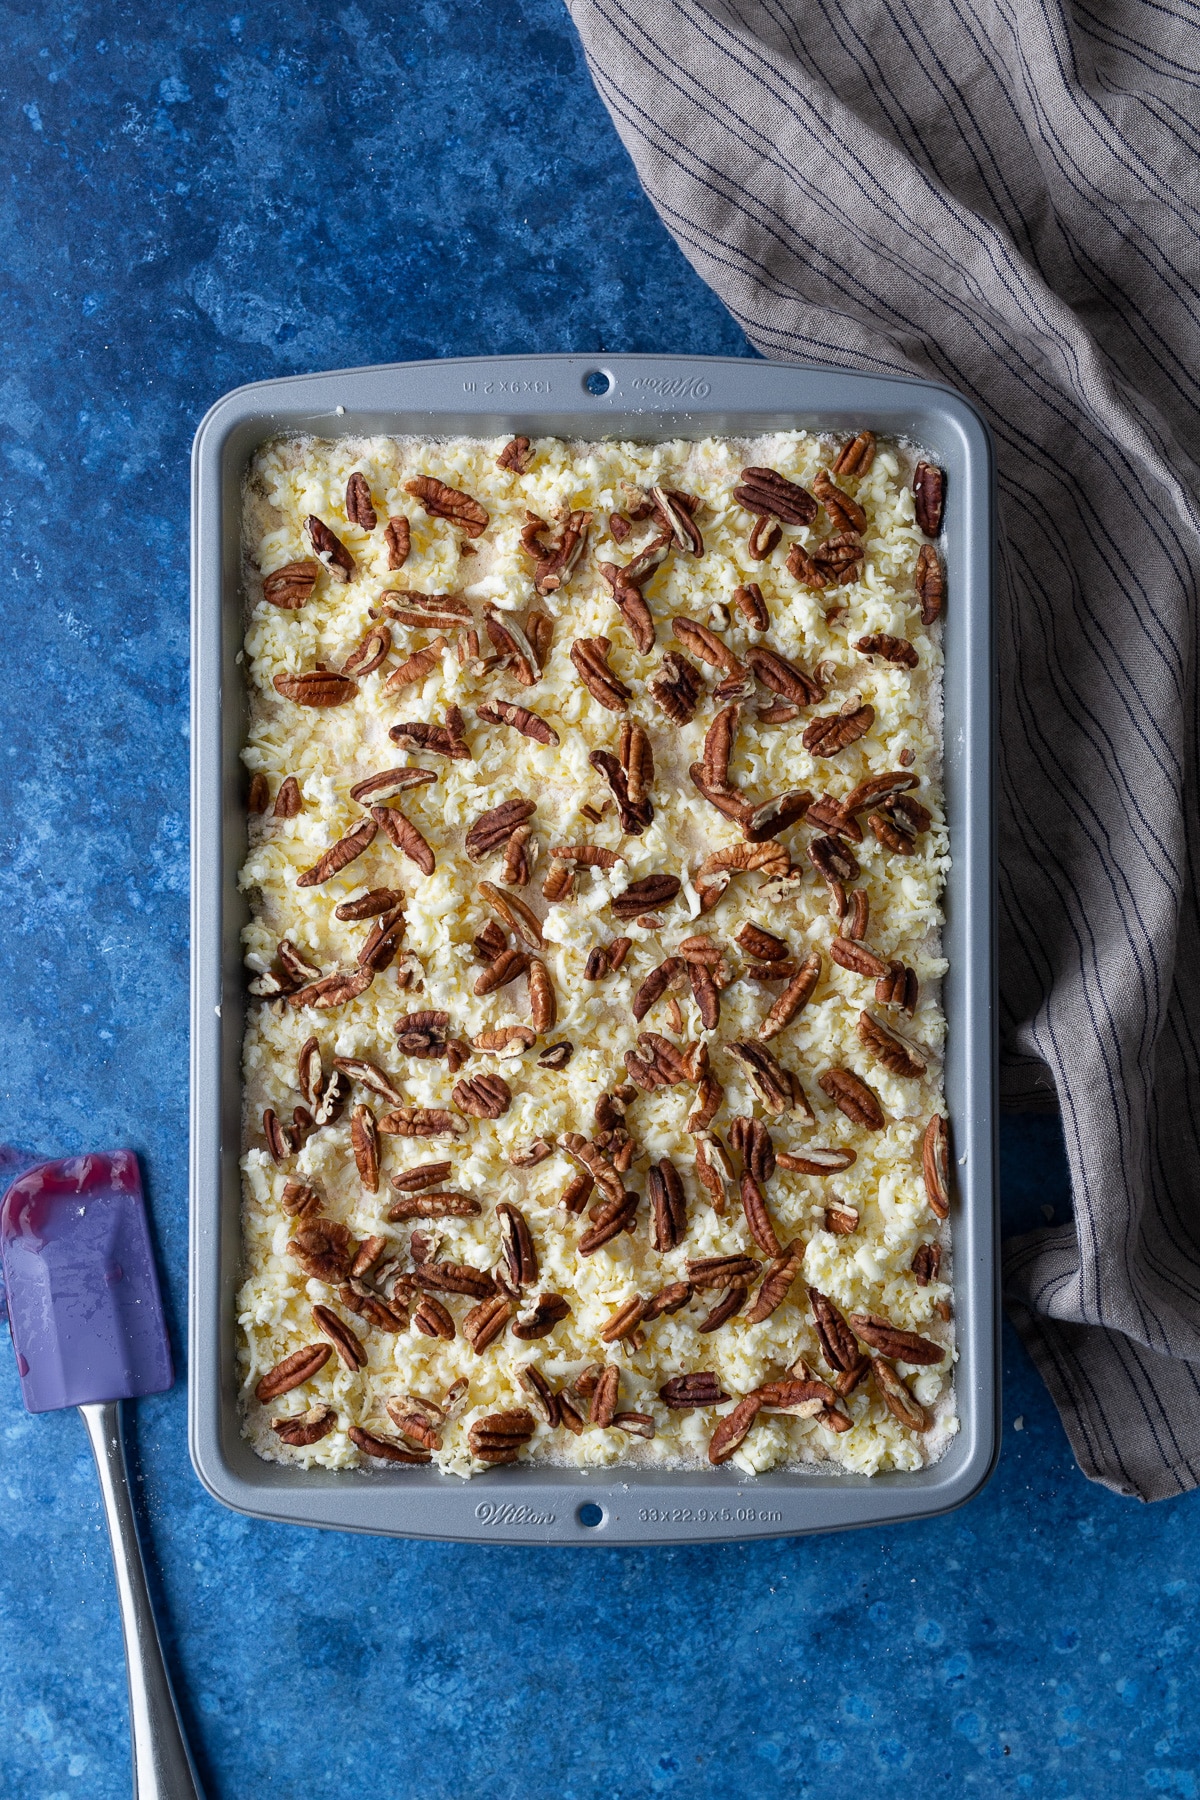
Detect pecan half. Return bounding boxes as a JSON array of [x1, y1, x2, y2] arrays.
[[872, 1357, 929, 1430], [698, 1284, 747, 1333], [809, 1288, 870, 1381], [384, 516, 410, 569], [511, 1292, 571, 1341], [414, 1260, 494, 1301], [599, 560, 656, 653], [830, 937, 889, 978], [648, 1158, 688, 1252], [832, 431, 876, 478], [624, 1030, 692, 1090], [912, 462, 945, 536], [475, 882, 542, 953], [404, 474, 488, 537], [345, 471, 377, 530], [732, 582, 770, 629], [912, 1241, 942, 1286], [739, 1171, 781, 1255], [296, 817, 378, 888], [255, 1344, 331, 1402], [692, 1133, 734, 1212], [808, 834, 860, 884], [476, 699, 559, 746], [387, 1191, 480, 1224], [537, 1040, 573, 1071], [471, 1025, 537, 1059], [619, 719, 654, 809], [349, 770, 437, 809], [785, 541, 827, 590], [688, 958, 720, 1029], [382, 590, 473, 631], [473, 947, 530, 996], [923, 1114, 950, 1219], [386, 1403, 444, 1452], [819, 1067, 885, 1129], [850, 1313, 944, 1364], [465, 797, 536, 863], [868, 811, 912, 855], [748, 514, 782, 559], [531, 506, 592, 594], [858, 1010, 927, 1078], [584, 1363, 619, 1428], [262, 560, 320, 609], [632, 956, 685, 1022], [687, 1254, 759, 1290], [812, 469, 867, 535], [737, 922, 788, 962], [915, 543, 944, 625], [856, 632, 918, 668], [744, 790, 813, 844], [728, 1041, 813, 1121], [520, 957, 554, 1033], [306, 516, 353, 581], [577, 1191, 639, 1255], [589, 748, 654, 835], [496, 1202, 538, 1288], [463, 1295, 513, 1352], [247, 773, 270, 814], [571, 637, 630, 712], [350, 1105, 380, 1191], [651, 485, 703, 555], [611, 873, 681, 920], [732, 466, 817, 526], [660, 1372, 729, 1410], [469, 1408, 535, 1464], [271, 1404, 337, 1446], [453, 1073, 511, 1119], [382, 635, 447, 695], [393, 1009, 449, 1059], [745, 1241, 804, 1324], [484, 607, 541, 685], [648, 651, 702, 724], [377, 1107, 463, 1138], [287, 967, 374, 1011], [708, 1393, 761, 1463], [824, 1199, 859, 1235], [673, 616, 743, 677], [262, 1108, 297, 1163], [287, 1218, 354, 1283], [876, 961, 919, 1015], [747, 645, 822, 706], [729, 1114, 775, 1181], [312, 1303, 366, 1371], [273, 669, 357, 707], [814, 531, 864, 585], [281, 1181, 321, 1218], [885, 792, 932, 836], [373, 805, 437, 881], [497, 435, 532, 473], [390, 1160, 453, 1193], [518, 1364, 560, 1427], [802, 700, 874, 756], [805, 796, 860, 842], [348, 1426, 431, 1464]]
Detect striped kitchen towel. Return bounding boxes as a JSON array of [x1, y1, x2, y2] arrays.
[[567, 0, 1200, 1500]]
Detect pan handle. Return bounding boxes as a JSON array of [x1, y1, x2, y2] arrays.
[[79, 1401, 206, 1800]]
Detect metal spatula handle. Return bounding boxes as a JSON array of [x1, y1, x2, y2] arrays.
[[80, 1403, 205, 1800]]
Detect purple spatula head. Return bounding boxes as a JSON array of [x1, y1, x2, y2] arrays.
[[1, 1150, 172, 1412]]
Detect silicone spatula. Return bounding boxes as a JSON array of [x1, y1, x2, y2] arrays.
[[1, 1150, 204, 1800]]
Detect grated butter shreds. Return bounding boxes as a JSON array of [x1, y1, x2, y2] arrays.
[[237, 430, 956, 1481]]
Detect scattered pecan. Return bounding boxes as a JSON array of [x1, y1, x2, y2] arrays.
[[306, 517, 353, 581], [732, 466, 817, 526], [296, 817, 378, 889], [729, 1114, 775, 1181], [728, 1041, 813, 1121], [618, 719, 654, 810], [348, 1426, 431, 1465], [287, 967, 374, 1011], [912, 462, 945, 536], [808, 834, 860, 885], [377, 1107, 463, 1138], [387, 1191, 480, 1223], [872, 1357, 929, 1431], [262, 560, 320, 609], [609, 936, 632, 969], [688, 958, 721, 1030], [747, 645, 822, 706], [745, 1241, 805, 1324], [830, 937, 889, 978], [287, 1218, 354, 1283], [693, 1133, 734, 1212], [647, 651, 703, 724], [648, 1158, 688, 1252], [476, 698, 558, 746], [471, 1025, 536, 1059], [632, 956, 685, 1022], [809, 1288, 870, 1384], [571, 637, 630, 712], [255, 1344, 331, 1402], [247, 773, 270, 814], [748, 514, 782, 559], [538, 1040, 573, 1071], [350, 1105, 380, 1191], [832, 431, 876, 478], [500, 824, 533, 887], [732, 582, 770, 628], [382, 635, 447, 695], [802, 700, 875, 757], [577, 1190, 639, 1255], [785, 541, 827, 590], [271, 1404, 337, 1446], [473, 947, 530, 996], [559, 1167, 594, 1214], [345, 471, 377, 531], [496, 435, 532, 473], [463, 1295, 513, 1352], [876, 962, 919, 1015], [386, 1403, 444, 1452], [601, 1296, 649, 1344], [527, 506, 591, 593], [518, 1364, 560, 1427], [465, 797, 536, 863], [453, 1073, 511, 1119], [805, 796, 859, 842], [382, 590, 473, 630], [740, 1171, 782, 1255], [707, 1393, 761, 1463], [624, 1031, 692, 1090], [885, 791, 932, 836], [477, 881, 544, 950], [866, 811, 909, 855], [496, 1202, 538, 1289], [812, 469, 867, 534], [542, 861, 574, 903], [469, 1409, 535, 1464], [587, 1363, 621, 1428], [611, 873, 681, 920], [912, 1242, 942, 1286], [819, 1067, 885, 1129], [390, 1160, 453, 1193], [512, 1292, 571, 1340], [521, 958, 554, 1034], [736, 923, 787, 963], [599, 560, 656, 653], [850, 1314, 944, 1364], [672, 616, 743, 677], [687, 1254, 759, 1290], [481, 605, 539, 685], [608, 512, 631, 544], [312, 1303, 366, 1371], [413, 1260, 494, 1301], [281, 1180, 321, 1218], [814, 531, 865, 584], [846, 888, 870, 939], [405, 474, 488, 537], [915, 544, 944, 624], [744, 790, 813, 844], [923, 1114, 950, 1219], [384, 516, 410, 568], [660, 1372, 729, 1410], [858, 1010, 928, 1078], [824, 1199, 859, 1235], [273, 669, 357, 707], [639, 1282, 690, 1325], [698, 1284, 747, 1333], [649, 485, 702, 555], [262, 1108, 296, 1163], [856, 632, 918, 668]]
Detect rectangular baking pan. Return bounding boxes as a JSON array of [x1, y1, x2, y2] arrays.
[[190, 353, 997, 1545]]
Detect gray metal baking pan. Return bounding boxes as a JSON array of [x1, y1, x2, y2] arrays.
[[190, 353, 997, 1545]]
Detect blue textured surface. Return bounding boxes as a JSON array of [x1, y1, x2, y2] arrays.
[[2, 5, 1197, 1798]]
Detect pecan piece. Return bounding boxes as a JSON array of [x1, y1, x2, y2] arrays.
[[599, 560, 656, 653], [350, 1105, 380, 1191], [819, 1067, 885, 1129], [530, 506, 592, 594], [708, 1393, 761, 1463], [809, 1288, 870, 1388], [739, 1171, 782, 1255], [868, 811, 913, 855], [805, 796, 860, 842], [386, 721, 458, 761], [689, 958, 721, 1030], [747, 645, 822, 706], [273, 669, 357, 707], [702, 703, 741, 793], [648, 652, 702, 723], [262, 1108, 297, 1163], [453, 1073, 511, 1119], [312, 1303, 366, 1371], [693, 1133, 734, 1212], [511, 1292, 571, 1341], [832, 431, 876, 478], [698, 1285, 747, 1333], [537, 1040, 573, 1070], [858, 1010, 927, 1078], [732, 582, 769, 628], [414, 1260, 494, 1300], [404, 474, 488, 537], [586, 1363, 621, 1428], [624, 1031, 692, 1091], [843, 771, 922, 816], [287, 1218, 354, 1283], [687, 1254, 759, 1290], [393, 1009, 449, 1059], [473, 947, 530, 996], [367, 803, 433, 875], [618, 719, 654, 808], [610, 873, 681, 920], [814, 531, 865, 585], [287, 967, 374, 1011], [601, 1296, 649, 1343], [384, 516, 411, 569], [496, 435, 532, 473], [462, 1295, 513, 1352], [872, 1357, 929, 1430], [876, 961, 919, 1015], [743, 1239, 804, 1324], [349, 769, 436, 808], [524, 957, 555, 1033], [262, 559, 320, 609], [846, 888, 870, 938], [748, 514, 782, 559], [728, 1041, 813, 1121], [390, 1159, 453, 1193], [382, 590, 473, 629], [803, 700, 875, 757], [648, 1158, 688, 1252], [560, 1133, 625, 1202], [737, 922, 788, 962], [632, 955, 685, 1022], [732, 466, 817, 526], [577, 1190, 639, 1255], [518, 1364, 560, 1427], [271, 1404, 337, 1446], [477, 881, 544, 951], [255, 1344, 331, 1402], [468, 1409, 535, 1464], [639, 1282, 690, 1323], [496, 1202, 538, 1288], [856, 632, 919, 668], [386, 1403, 444, 1452], [465, 797, 536, 862], [306, 516, 353, 581], [281, 1181, 321, 1218], [660, 1372, 729, 1410], [476, 699, 559, 746], [923, 1114, 951, 1219], [247, 773, 270, 814], [345, 471, 377, 530], [571, 637, 630, 712], [808, 834, 860, 884], [388, 1191, 480, 1222], [915, 544, 944, 625], [542, 861, 574, 903], [912, 1242, 942, 1286], [729, 1114, 775, 1181], [471, 1025, 537, 1058], [830, 937, 889, 978], [850, 1314, 944, 1364], [652, 485, 703, 554], [348, 1426, 431, 1465], [785, 541, 828, 590], [744, 790, 813, 844], [377, 1107, 463, 1138], [382, 634, 447, 695], [812, 469, 867, 535], [825, 1198, 860, 1235], [672, 616, 743, 677], [296, 817, 378, 889], [912, 462, 945, 536], [559, 1168, 594, 1214]]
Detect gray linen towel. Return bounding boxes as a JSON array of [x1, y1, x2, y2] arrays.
[[567, 0, 1200, 1500]]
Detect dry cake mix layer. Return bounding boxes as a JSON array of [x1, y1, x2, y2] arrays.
[[237, 428, 955, 1480]]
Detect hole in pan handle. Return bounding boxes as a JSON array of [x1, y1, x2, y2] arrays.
[[583, 370, 612, 397], [577, 1501, 605, 1527]]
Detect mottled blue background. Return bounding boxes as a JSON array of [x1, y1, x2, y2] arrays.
[[1, 5, 1197, 1798]]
